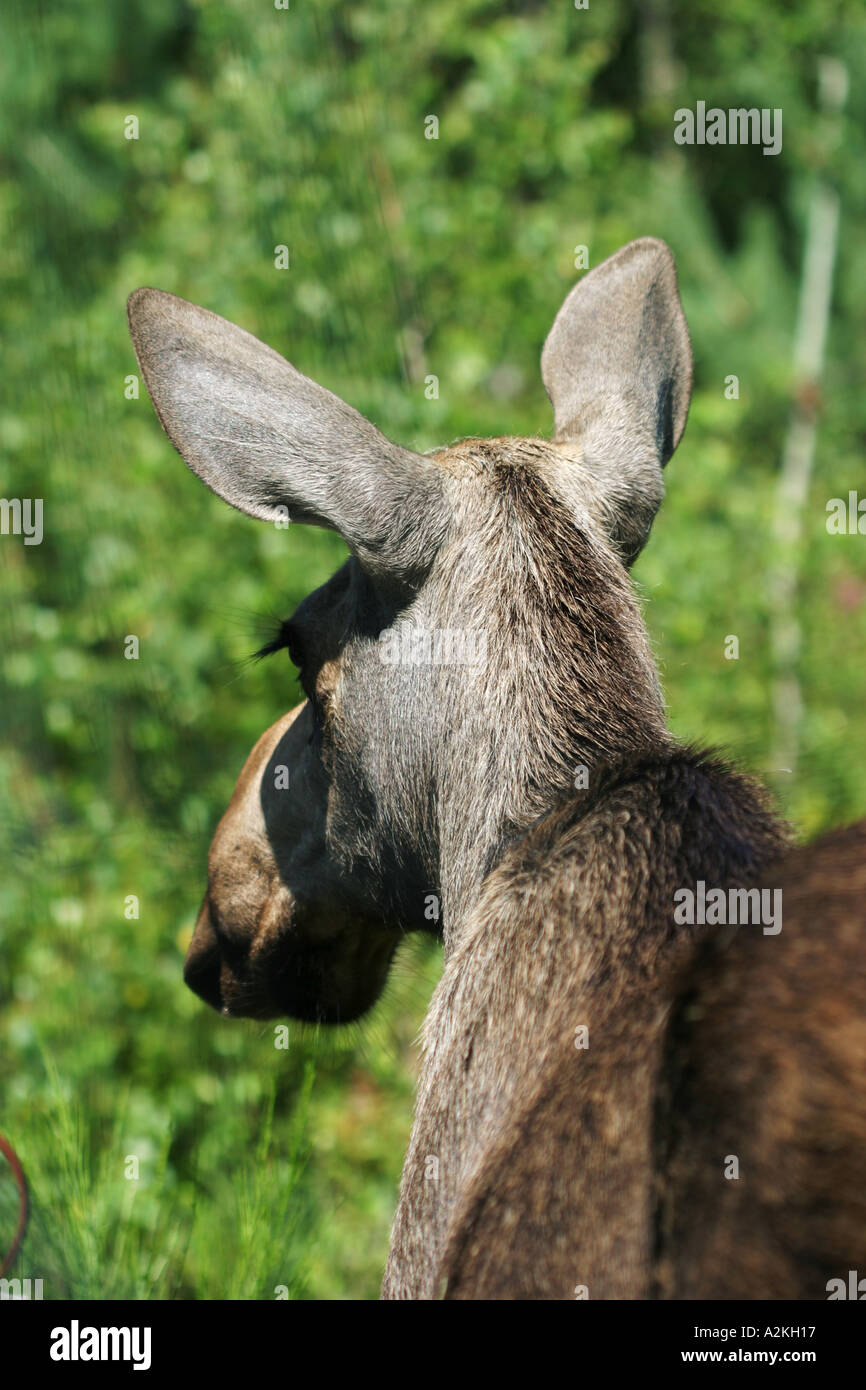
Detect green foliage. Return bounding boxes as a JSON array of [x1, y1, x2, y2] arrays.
[[1, 0, 864, 1297]]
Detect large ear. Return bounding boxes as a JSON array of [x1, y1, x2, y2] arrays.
[[541, 238, 692, 565], [127, 289, 445, 579]]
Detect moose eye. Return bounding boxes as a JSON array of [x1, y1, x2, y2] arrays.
[[253, 617, 316, 697], [254, 617, 303, 668], [288, 622, 317, 675]]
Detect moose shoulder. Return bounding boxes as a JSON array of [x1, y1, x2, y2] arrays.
[[127, 238, 866, 1300]]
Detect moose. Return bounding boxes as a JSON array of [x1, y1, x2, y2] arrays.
[[128, 239, 866, 1299]]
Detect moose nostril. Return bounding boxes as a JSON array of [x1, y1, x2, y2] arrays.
[[184, 951, 223, 1012]]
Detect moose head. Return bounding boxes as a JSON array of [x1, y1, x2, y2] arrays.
[[127, 237, 692, 1025]]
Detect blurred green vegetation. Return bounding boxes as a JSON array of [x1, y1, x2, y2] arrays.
[[1, 0, 864, 1298]]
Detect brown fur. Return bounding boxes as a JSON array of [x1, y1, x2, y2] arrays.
[[383, 754, 796, 1298], [656, 820, 866, 1300]]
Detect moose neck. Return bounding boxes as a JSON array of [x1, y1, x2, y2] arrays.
[[431, 460, 671, 951]]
